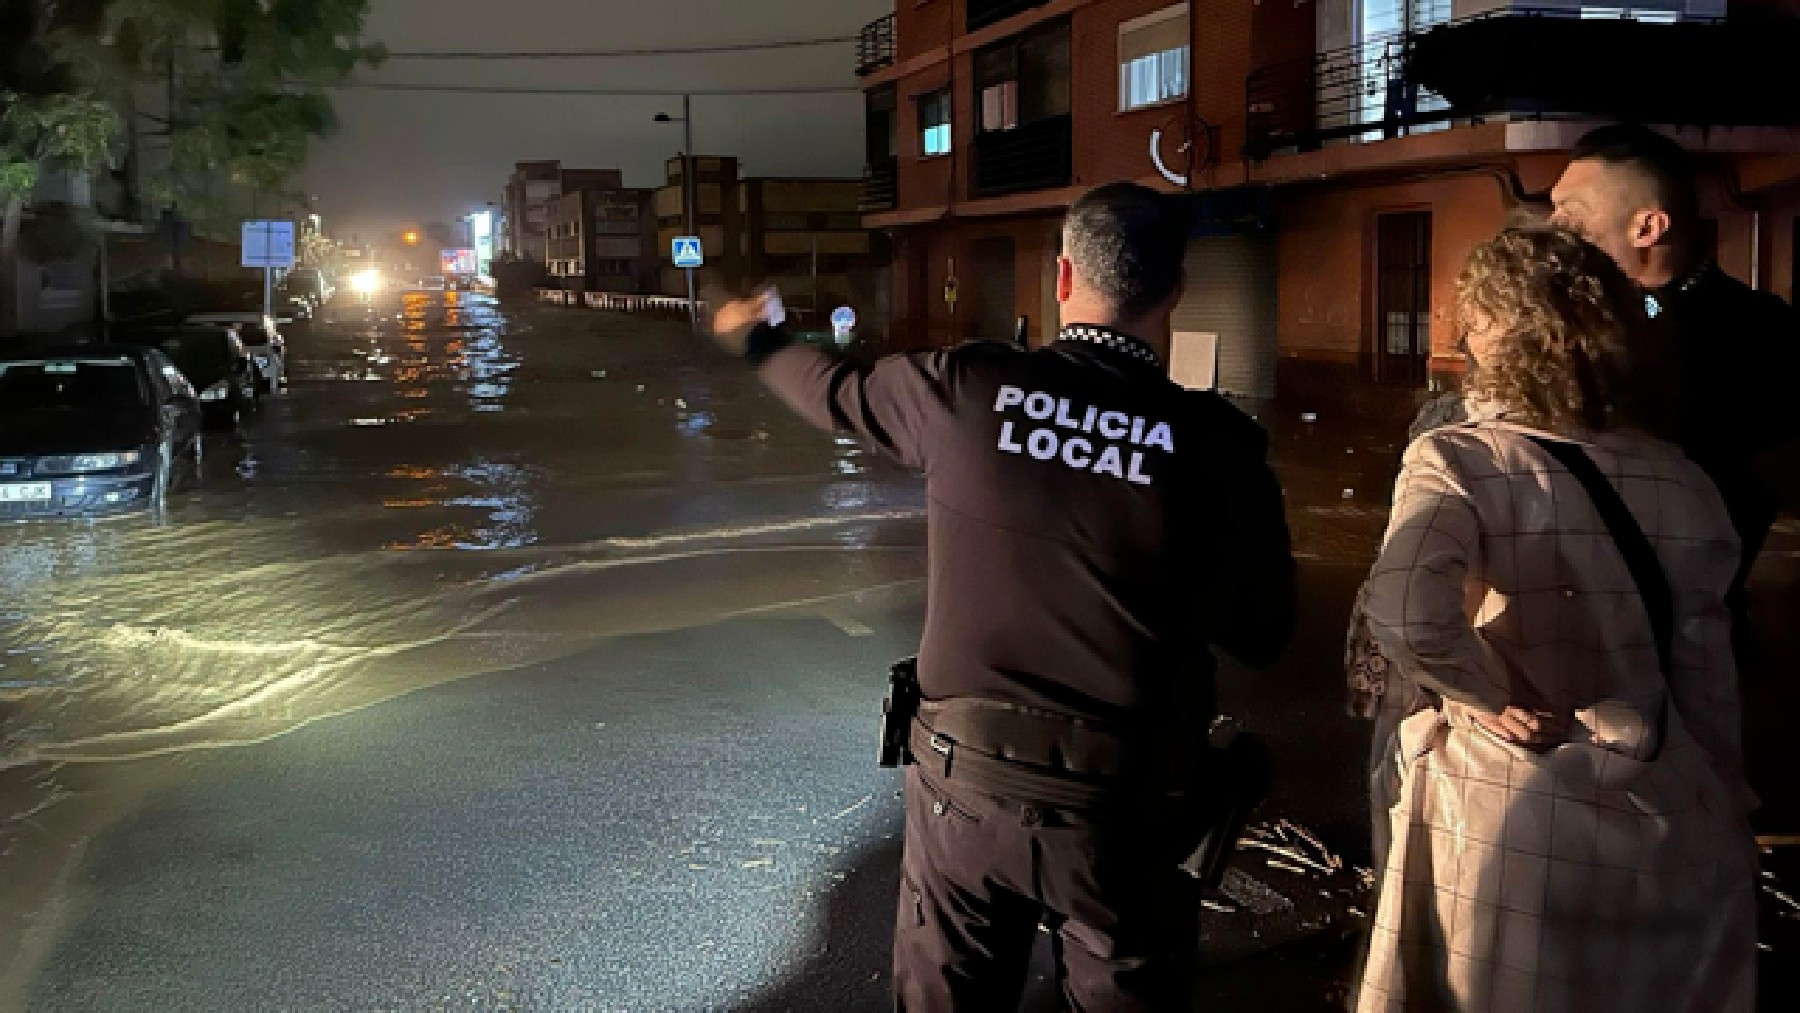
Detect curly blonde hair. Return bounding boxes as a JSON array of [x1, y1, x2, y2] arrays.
[[1457, 226, 1678, 437]]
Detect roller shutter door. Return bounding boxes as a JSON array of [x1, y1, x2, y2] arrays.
[[1170, 233, 1278, 399]]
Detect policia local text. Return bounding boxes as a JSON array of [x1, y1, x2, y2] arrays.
[[993, 385, 1174, 486]]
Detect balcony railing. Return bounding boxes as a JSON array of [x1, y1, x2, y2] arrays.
[[856, 14, 896, 76], [968, 0, 1050, 33], [861, 157, 898, 213], [1244, 8, 1763, 162], [973, 114, 1072, 199]]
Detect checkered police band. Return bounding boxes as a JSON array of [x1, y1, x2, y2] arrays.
[[1057, 325, 1161, 367]]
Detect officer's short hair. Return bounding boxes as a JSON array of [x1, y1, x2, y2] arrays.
[[1062, 183, 1189, 318], [1569, 124, 1699, 225]]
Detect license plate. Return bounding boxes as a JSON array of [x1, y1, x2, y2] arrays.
[[0, 483, 52, 503]]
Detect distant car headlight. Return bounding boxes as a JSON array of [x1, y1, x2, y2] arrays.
[[199, 380, 233, 402], [38, 451, 143, 474], [350, 269, 383, 294]]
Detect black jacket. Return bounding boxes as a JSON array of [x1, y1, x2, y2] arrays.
[[750, 325, 1296, 728], [1653, 264, 1800, 562]]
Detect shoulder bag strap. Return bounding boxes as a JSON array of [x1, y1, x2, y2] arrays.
[[1524, 435, 1675, 757]]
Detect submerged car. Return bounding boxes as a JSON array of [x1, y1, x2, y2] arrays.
[[0, 347, 202, 518], [122, 328, 261, 428], [185, 311, 286, 393]]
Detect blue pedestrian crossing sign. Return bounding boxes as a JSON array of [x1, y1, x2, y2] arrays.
[[672, 236, 704, 268]]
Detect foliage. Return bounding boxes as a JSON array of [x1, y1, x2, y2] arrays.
[[0, 0, 122, 203], [298, 227, 336, 269], [110, 0, 386, 218]]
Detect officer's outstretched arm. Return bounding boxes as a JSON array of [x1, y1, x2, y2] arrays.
[[713, 297, 953, 472]]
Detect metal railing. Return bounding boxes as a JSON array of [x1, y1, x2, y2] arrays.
[[861, 157, 899, 213], [857, 14, 896, 76], [968, 0, 1050, 33], [1244, 7, 1726, 161], [973, 114, 1072, 199]]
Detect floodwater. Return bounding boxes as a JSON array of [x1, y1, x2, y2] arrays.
[[0, 293, 927, 770]]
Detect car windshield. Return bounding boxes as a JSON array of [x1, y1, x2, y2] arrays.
[[0, 360, 145, 411], [157, 332, 235, 373]]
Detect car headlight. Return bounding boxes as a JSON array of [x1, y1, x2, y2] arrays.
[[199, 380, 233, 401], [38, 451, 143, 474], [350, 269, 383, 294]]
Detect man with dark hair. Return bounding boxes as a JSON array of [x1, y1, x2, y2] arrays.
[[1550, 123, 1800, 595], [711, 181, 1295, 1009]]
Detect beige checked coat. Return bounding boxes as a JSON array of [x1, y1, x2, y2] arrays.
[[1355, 413, 1759, 1013]]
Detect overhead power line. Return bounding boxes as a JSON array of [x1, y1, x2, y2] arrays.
[[345, 82, 859, 96], [382, 36, 855, 60]]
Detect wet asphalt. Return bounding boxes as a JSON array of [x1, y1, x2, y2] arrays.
[[3, 292, 1793, 1010]]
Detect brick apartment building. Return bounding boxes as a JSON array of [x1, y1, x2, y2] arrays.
[[546, 184, 658, 295], [652, 157, 878, 327], [499, 161, 627, 268], [855, 0, 1800, 399]]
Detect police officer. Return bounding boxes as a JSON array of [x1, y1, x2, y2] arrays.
[[711, 182, 1296, 1010]]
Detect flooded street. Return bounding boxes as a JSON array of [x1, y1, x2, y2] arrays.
[[0, 292, 925, 769], [1, 293, 1794, 1010]]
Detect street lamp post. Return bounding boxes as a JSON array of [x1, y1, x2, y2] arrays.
[[655, 94, 698, 328]]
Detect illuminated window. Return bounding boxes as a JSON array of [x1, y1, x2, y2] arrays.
[[1119, 4, 1189, 112], [918, 89, 952, 156], [1580, 6, 1681, 22]]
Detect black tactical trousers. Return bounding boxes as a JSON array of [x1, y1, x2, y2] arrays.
[[893, 766, 1201, 1012]]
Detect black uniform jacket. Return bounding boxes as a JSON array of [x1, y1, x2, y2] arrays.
[[748, 324, 1296, 730]]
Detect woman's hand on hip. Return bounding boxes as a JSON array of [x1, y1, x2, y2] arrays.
[[1471, 706, 1569, 749]]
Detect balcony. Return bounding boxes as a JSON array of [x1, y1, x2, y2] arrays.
[[861, 157, 898, 213], [973, 114, 1072, 199], [857, 14, 896, 76], [1244, 8, 1795, 162], [968, 0, 1050, 34]]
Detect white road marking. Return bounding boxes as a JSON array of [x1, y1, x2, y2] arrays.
[[824, 612, 874, 637]]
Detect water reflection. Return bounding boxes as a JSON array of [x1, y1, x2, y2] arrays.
[[0, 292, 926, 783], [387, 459, 539, 552]]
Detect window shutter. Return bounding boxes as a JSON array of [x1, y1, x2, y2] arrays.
[[1119, 4, 1189, 64]]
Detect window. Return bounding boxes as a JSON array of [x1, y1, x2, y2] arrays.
[[867, 85, 898, 163], [974, 20, 1071, 135], [1119, 4, 1189, 112], [918, 89, 952, 156], [1580, 6, 1681, 23], [976, 46, 1020, 132]]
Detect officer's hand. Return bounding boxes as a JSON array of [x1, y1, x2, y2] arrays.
[[709, 291, 773, 356]]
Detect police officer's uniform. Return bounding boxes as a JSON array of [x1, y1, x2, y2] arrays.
[[744, 321, 1296, 1010]]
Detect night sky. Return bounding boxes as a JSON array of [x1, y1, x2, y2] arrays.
[[302, 0, 891, 238]]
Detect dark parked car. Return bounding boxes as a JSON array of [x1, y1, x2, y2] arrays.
[[122, 328, 262, 428], [185, 312, 286, 393], [0, 346, 202, 518]]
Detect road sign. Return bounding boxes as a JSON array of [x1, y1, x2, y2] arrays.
[[672, 235, 704, 268], [241, 220, 296, 269]]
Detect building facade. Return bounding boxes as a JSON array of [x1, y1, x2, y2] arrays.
[[651, 158, 880, 328], [545, 186, 658, 294], [653, 156, 745, 297], [500, 162, 625, 268], [738, 178, 878, 328], [856, 0, 1800, 399]]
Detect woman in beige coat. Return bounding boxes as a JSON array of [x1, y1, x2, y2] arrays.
[[1356, 227, 1758, 1013]]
